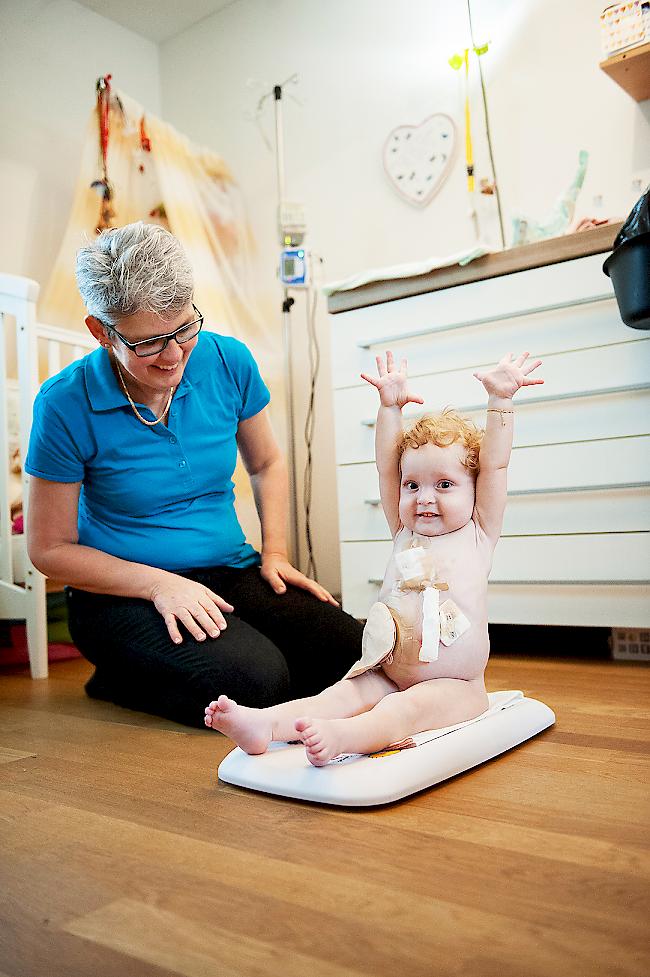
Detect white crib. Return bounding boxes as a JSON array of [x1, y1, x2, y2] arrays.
[[0, 274, 95, 678]]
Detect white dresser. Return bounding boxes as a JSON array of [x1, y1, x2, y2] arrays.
[[328, 225, 650, 627]]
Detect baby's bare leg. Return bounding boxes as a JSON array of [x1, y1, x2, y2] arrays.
[[296, 676, 488, 766], [204, 670, 396, 754]]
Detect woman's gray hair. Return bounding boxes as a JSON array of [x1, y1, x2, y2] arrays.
[[75, 222, 194, 327]]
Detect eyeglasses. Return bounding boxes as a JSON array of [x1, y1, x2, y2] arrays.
[[109, 305, 204, 357]]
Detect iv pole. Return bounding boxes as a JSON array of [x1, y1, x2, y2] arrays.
[[273, 84, 300, 567]]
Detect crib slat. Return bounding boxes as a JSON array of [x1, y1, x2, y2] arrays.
[[0, 311, 13, 582], [47, 339, 61, 377]]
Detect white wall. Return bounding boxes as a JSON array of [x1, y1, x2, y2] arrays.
[[0, 0, 160, 287], [2, 0, 647, 596], [159, 0, 649, 595]]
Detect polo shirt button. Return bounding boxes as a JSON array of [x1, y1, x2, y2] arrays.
[[169, 436, 177, 444], [179, 460, 186, 468]]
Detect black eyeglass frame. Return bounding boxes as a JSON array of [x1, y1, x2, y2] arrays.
[[107, 304, 204, 357]]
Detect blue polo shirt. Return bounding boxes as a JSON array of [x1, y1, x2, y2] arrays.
[[25, 332, 270, 572]]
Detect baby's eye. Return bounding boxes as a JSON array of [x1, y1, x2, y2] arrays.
[[437, 480, 453, 489], [404, 480, 418, 491]]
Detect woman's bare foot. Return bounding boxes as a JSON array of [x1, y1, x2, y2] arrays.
[[204, 695, 272, 755], [295, 717, 348, 767]]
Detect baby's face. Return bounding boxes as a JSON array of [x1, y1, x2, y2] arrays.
[[398, 442, 476, 536]]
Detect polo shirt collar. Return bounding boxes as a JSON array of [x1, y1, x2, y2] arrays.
[[84, 332, 211, 413]]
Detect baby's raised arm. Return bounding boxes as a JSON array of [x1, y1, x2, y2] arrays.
[[472, 352, 543, 543], [361, 351, 424, 537]]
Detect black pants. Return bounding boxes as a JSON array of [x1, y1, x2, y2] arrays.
[[66, 565, 363, 728]]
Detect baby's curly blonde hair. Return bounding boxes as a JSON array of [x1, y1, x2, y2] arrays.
[[397, 408, 484, 475]]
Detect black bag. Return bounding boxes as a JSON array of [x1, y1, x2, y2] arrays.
[[603, 189, 650, 330]]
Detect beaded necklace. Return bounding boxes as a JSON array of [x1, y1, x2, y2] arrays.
[[114, 357, 174, 427]]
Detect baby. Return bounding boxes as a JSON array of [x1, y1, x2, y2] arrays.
[[205, 350, 543, 765]]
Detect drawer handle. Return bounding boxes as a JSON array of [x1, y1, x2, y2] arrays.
[[489, 579, 650, 586], [365, 578, 649, 586], [508, 481, 650, 496], [360, 483, 648, 502], [356, 294, 615, 349]]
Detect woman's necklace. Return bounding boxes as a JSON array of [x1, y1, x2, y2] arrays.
[[114, 357, 174, 427]]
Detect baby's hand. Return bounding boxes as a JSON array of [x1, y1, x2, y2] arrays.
[[473, 352, 543, 400], [361, 350, 425, 409]]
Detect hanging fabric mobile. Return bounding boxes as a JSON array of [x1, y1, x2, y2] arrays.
[[90, 74, 115, 233]]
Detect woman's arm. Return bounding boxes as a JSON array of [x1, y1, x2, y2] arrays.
[[236, 408, 337, 604], [27, 477, 233, 644]]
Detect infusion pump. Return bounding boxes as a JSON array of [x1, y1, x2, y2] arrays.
[[279, 247, 309, 288]]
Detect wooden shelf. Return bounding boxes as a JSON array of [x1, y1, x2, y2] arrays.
[[600, 41, 650, 101], [327, 222, 623, 314]]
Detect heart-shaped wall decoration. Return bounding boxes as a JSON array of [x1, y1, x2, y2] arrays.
[[383, 114, 456, 207]]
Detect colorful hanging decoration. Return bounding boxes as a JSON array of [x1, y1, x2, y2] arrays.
[[449, 45, 490, 238], [448, 3, 506, 248], [138, 115, 152, 172], [149, 203, 167, 220], [449, 48, 477, 195], [91, 74, 115, 233]]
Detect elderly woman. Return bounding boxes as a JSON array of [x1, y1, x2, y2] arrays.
[[25, 222, 362, 726]]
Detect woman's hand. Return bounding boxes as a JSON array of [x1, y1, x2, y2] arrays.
[[149, 572, 234, 644], [361, 350, 424, 409], [473, 352, 543, 400], [260, 552, 339, 605]]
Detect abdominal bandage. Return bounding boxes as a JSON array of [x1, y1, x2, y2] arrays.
[[394, 546, 469, 661], [344, 543, 470, 680]]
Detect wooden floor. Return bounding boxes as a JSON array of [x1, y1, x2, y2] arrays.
[[1, 655, 649, 977]]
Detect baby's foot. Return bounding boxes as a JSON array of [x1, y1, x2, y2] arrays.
[[295, 717, 346, 767], [204, 695, 272, 755]]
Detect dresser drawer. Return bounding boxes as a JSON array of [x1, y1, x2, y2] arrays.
[[340, 538, 650, 622], [337, 436, 650, 524], [335, 340, 650, 433], [332, 297, 633, 393], [334, 387, 650, 466], [330, 253, 616, 389], [491, 533, 649, 583], [487, 584, 649, 627], [339, 540, 391, 617], [337, 462, 650, 541]]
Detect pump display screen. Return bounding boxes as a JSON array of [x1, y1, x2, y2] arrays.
[[279, 248, 308, 286]]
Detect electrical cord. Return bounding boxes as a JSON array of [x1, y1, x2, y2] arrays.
[[303, 282, 320, 580], [467, 0, 506, 250]]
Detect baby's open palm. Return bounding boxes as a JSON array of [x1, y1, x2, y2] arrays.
[[361, 351, 424, 408], [474, 352, 543, 399]]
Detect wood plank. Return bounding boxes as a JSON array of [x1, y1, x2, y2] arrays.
[[65, 897, 364, 977], [0, 746, 37, 764]]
